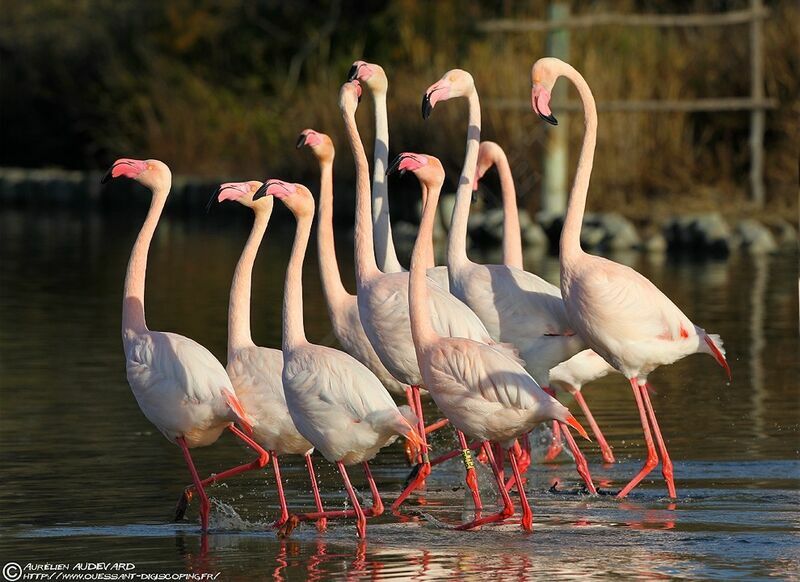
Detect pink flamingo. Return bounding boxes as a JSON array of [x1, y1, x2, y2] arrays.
[[297, 129, 427, 462], [339, 80, 518, 509], [101, 159, 269, 532], [254, 178, 422, 539], [531, 57, 731, 498], [422, 69, 596, 494], [474, 141, 618, 464], [212, 180, 327, 531], [391, 151, 590, 531], [348, 60, 451, 289]]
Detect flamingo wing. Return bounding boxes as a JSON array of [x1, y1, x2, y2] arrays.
[[572, 256, 695, 343], [125, 331, 241, 435]]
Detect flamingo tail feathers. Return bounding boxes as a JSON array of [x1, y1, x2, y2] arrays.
[[224, 390, 254, 436], [703, 334, 731, 381]]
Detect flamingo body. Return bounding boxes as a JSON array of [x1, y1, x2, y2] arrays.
[[126, 330, 244, 448]]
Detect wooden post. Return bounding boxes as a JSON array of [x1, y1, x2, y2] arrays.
[[542, 2, 570, 216], [749, 0, 765, 208]]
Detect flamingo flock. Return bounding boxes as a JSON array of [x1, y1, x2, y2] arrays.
[[101, 57, 730, 539]]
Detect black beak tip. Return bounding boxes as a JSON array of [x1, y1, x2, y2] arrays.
[[538, 112, 559, 126], [253, 184, 269, 201], [205, 188, 221, 214], [100, 169, 112, 184], [386, 154, 403, 177], [421, 94, 433, 120], [347, 64, 359, 82], [295, 134, 307, 149]]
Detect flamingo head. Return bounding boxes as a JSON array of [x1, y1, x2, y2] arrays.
[[208, 181, 272, 213], [530, 58, 559, 126], [421, 69, 475, 120], [254, 179, 315, 218], [387, 152, 444, 189], [347, 60, 387, 93], [101, 158, 171, 191], [296, 129, 334, 163], [473, 141, 502, 191], [338, 80, 362, 117]]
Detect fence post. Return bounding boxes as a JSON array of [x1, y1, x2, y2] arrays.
[[749, 0, 765, 208], [542, 2, 570, 216]]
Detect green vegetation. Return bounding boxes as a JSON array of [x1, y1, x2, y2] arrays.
[[1, 0, 797, 218]]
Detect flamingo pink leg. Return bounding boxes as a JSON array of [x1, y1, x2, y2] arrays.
[[425, 417, 450, 434], [456, 442, 515, 530], [362, 462, 384, 517], [279, 460, 380, 538], [617, 379, 660, 499], [176, 437, 210, 531], [640, 383, 676, 498], [175, 425, 269, 523], [338, 462, 367, 539], [504, 440, 529, 492], [392, 387, 433, 510], [507, 445, 533, 532], [574, 391, 615, 464], [561, 423, 598, 495], [430, 440, 482, 466], [270, 453, 289, 528], [305, 453, 327, 532], [456, 429, 483, 517], [542, 388, 564, 462]]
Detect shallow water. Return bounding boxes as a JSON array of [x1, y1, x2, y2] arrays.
[[0, 207, 798, 580]]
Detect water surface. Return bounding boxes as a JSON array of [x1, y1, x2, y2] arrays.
[[0, 207, 798, 580]]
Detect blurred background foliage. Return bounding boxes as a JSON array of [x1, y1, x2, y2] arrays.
[[1, 0, 797, 217]]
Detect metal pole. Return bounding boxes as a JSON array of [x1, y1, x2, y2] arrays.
[[749, 0, 765, 208], [542, 2, 570, 216]]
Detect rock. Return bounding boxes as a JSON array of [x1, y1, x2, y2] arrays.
[[734, 219, 777, 254], [767, 219, 797, 248], [598, 212, 641, 250], [643, 232, 667, 253], [664, 212, 731, 255]]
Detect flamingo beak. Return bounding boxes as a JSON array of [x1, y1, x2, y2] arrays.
[[532, 85, 558, 126], [386, 153, 406, 176], [296, 133, 307, 149]]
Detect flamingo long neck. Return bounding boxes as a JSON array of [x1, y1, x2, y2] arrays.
[[409, 178, 443, 348], [283, 212, 313, 350], [419, 183, 437, 270], [371, 90, 403, 273], [495, 150, 524, 270], [447, 90, 481, 269], [315, 155, 350, 315], [343, 108, 380, 285], [122, 186, 168, 336], [559, 65, 598, 265], [228, 207, 270, 358]]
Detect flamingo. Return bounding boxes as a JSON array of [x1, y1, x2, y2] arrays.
[[339, 80, 520, 509], [297, 129, 451, 462], [422, 70, 596, 493], [348, 60, 450, 291], [296, 129, 406, 398], [101, 159, 269, 532], [211, 180, 327, 531], [474, 141, 618, 464], [530, 57, 731, 498], [390, 150, 590, 531], [253, 178, 422, 539]]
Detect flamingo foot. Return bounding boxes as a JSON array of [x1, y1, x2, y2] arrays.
[[393, 462, 431, 511], [277, 515, 300, 538], [174, 488, 192, 522]]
